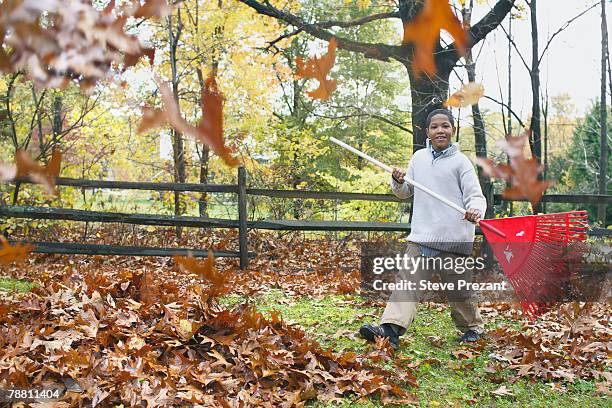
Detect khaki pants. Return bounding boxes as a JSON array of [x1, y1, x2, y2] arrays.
[[380, 242, 484, 334]]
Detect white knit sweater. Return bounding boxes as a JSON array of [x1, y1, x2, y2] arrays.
[[390, 140, 487, 255]]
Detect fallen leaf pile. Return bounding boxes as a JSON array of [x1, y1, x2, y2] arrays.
[[0, 0, 170, 90], [402, 0, 467, 76], [2, 224, 609, 401], [487, 302, 611, 385], [295, 37, 338, 100], [0, 264, 416, 406], [476, 131, 553, 208], [4, 225, 364, 297]]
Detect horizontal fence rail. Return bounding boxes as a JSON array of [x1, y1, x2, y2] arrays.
[[13, 177, 612, 204], [14, 177, 238, 193], [3, 205, 610, 236], [3, 169, 611, 269], [12, 241, 255, 258]]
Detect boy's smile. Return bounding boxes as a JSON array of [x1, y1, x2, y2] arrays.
[[427, 114, 454, 151]]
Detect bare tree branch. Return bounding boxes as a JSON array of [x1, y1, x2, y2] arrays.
[[483, 95, 526, 129], [237, 0, 401, 62], [438, 0, 516, 74], [469, 0, 516, 46], [538, 2, 598, 65], [312, 110, 413, 133], [441, 0, 515, 64], [316, 11, 399, 28], [266, 28, 303, 52], [498, 21, 531, 71]]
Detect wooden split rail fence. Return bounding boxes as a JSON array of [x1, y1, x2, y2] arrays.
[[1, 167, 610, 269]]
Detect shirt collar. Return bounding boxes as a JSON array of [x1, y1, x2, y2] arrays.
[[431, 142, 452, 159]]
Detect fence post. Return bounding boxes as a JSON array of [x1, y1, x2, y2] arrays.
[[238, 166, 248, 269]]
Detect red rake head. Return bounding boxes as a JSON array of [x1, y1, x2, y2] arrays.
[[479, 211, 590, 319]]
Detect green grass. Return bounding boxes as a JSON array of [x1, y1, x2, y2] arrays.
[[0, 277, 36, 293], [220, 290, 609, 407]]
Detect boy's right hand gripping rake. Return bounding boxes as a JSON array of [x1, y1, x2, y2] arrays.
[[330, 137, 590, 319]]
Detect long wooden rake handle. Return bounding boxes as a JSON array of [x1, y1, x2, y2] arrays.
[[329, 137, 506, 237]]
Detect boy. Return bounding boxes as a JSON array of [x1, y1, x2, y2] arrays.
[[359, 108, 486, 349]]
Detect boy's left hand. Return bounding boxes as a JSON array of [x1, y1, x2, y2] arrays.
[[464, 208, 482, 223]]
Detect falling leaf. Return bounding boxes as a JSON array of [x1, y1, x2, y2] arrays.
[[295, 37, 338, 100], [137, 106, 167, 134], [0, 236, 34, 265], [0, 0, 172, 90], [138, 74, 239, 167], [444, 82, 485, 107], [130, 0, 173, 19], [196, 74, 239, 167], [475, 131, 553, 208], [402, 0, 468, 76], [0, 149, 62, 195], [175, 252, 231, 296]]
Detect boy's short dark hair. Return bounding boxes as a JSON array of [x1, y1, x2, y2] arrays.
[[425, 108, 455, 129]]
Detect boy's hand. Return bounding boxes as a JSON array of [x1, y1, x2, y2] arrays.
[[464, 208, 482, 223], [392, 168, 406, 184]]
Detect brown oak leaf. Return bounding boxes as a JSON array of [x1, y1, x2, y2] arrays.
[[444, 82, 485, 108], [402, 0, 467, 76], [0, 149, 62, 195], [475, 131, 553, 209], [138, 74, 239, 167], [295, 37, 338, 100], [175, 252, 231, 297], [0, 0, 171, 90], [0, 236, 35, 265]]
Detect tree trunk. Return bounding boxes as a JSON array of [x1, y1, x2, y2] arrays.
[[196, 68, 211, 218], [462, 2, 492, 210], [463, 0, 494, 265], [407, 72, 450, 152], [529, 0, 542, 213], [542, 92, 549, 213], [5, 74, 20, 205], [31, 85, 44, 152], [529, 0, 541, 161], [52, 94, 62, 148], [598, 0, 609, 225], [506, 15, 514, 216], [291, 68, 303, 219], [168, 12, 186, 237]]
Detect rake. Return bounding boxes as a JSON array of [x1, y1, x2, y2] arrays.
[[330, 137, 589, 318]]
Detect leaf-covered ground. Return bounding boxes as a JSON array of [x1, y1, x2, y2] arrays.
[[0, 228, 610, 406]]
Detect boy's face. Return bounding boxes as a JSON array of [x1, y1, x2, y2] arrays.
[[427, 114, 454, 151]]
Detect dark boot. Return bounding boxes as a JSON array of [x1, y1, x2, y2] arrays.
[[358, 323, 400, 350], [457, 329, 482, 343]]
